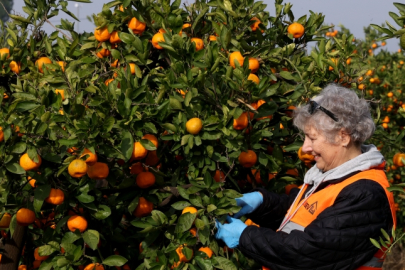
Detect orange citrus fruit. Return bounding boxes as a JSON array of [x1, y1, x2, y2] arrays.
[[199, 247, 213, 258], [35, 57, 52, 73], [238, 150, 257, 168], [16, 208, 36, 226], [110, 31, 122, 44], [133, 197, 153, 218], [245, 218, 260, 227], [128, 17, 146, 35], [57, 61, 66, 72], [130, 162, 144, 175], [248, 73, 260, 84], [55, 89, 65, 100], [132, 142, 148, 160], [94, 26, 111, 42], [191, 38, 204, 51], [250, 17, 261, 31], [45, 188, 65, 205], [145, 150, 159, 166], [287, 22, 305, 38], [233, 112, 249, 130], [248, 58, 259, 73], [67, 215, 88, 232], [20, 153, 42, 171], [136, 171, 156, 188], [10, 61, 21, 74], [214, 170, 225, 182], [285, 184, 298, 195], [152, 32, 165, 49], [142, 134, 158, 148], [0, 213, 11, 228], [87, 162, 109, 180], [297, 147, 314, 163], [0, 48, 10, 59], [34, 247, 49, 261], [84, 263, 104, 270], [80, 148, 98, 166], [182, 206, 197, 215], [186, 118, 203, 134], [96, 48, 111, 58], [68, 159, 88, 178], [229, 51, 244, 68]]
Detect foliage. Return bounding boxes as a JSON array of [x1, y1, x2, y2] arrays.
[[0, 0, 402, 269], [0, 0, 13, 23]]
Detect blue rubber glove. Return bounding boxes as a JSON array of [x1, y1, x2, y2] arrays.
[[215, 216, 248, 248], [233, 192, 263, 219]]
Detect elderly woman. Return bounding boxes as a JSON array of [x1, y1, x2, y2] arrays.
[[215, 85, 396, 270]]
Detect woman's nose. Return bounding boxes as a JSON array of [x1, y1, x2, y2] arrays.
[[302, 137, 312, 153]]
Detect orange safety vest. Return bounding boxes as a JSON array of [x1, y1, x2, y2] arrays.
[[274, 169, 396, 270]]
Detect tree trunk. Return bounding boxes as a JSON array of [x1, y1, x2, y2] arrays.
[[0, 224, 27, 270]]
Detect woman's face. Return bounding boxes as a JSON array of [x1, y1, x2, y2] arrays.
[[302, 126, 345, 172]]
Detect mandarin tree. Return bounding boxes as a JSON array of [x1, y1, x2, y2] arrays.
[[0, 0, 375, 268]]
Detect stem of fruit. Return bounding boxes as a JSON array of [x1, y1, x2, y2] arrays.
[[386, 232, 405, 254], [97, 247, 104, 261]]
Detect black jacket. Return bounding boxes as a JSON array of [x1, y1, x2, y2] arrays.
[[239, 174, 393, 270]]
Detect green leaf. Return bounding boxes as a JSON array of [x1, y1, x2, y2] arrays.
[[9, 14, 31, 23], [57, 257, 69, 268], [213, 257, 237, 270], [131, 219, 151, 228], [38, 244, 57, 256], [387, 186, 405, 193], [256, 101, 277, 119], [103, 255, 128, 267], [121, 131, 134, 161], [59, 139, 79, 146], [140, 139, 157, 151], [133, 35, 144, 53], [390, 11, 404, 28], [5, 163, 25, 174], [83, 229, 100, 250], [207, 204, 217, 213], [34, 184, 51, 213], [174, 212, 196, 233], [279, 71, 296, 81], [38, 260, 53, 270], [181, 135, 191, 146], [80, 42, 95, 50], [381, 228, 391, 242], [92, 205, 111, 220], [171, 201, 192, 210], [62, 232, 82, 245], [394, 2, 405, 13], [10, 142, 27, 154], [76, 193, 95, 203], [169, 97, 183, 110], [15, 102, 39, 112], [370, 24, 393, 36], [370, 238, 381, 249], [161, 123, 177, 133], [220, 27, 231, 50], [119, 32, 135, 44]]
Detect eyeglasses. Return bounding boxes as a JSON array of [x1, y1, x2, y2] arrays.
[[308, 100, 339, 122]]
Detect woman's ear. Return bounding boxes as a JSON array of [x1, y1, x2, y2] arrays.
[[339, 129, 351, 147]]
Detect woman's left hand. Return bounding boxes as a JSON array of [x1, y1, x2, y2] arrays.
[[215, 216, 248, 248]]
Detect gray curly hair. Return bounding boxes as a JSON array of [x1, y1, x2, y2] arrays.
[[293, 84, 375, 145]]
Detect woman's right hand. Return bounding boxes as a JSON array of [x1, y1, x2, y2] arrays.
[[233, 192, 263, 218]]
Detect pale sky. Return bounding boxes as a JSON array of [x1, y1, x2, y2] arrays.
[[11, 0, 401, 52]]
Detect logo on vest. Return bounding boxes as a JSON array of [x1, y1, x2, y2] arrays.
[[303, 201, 318, 214]]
